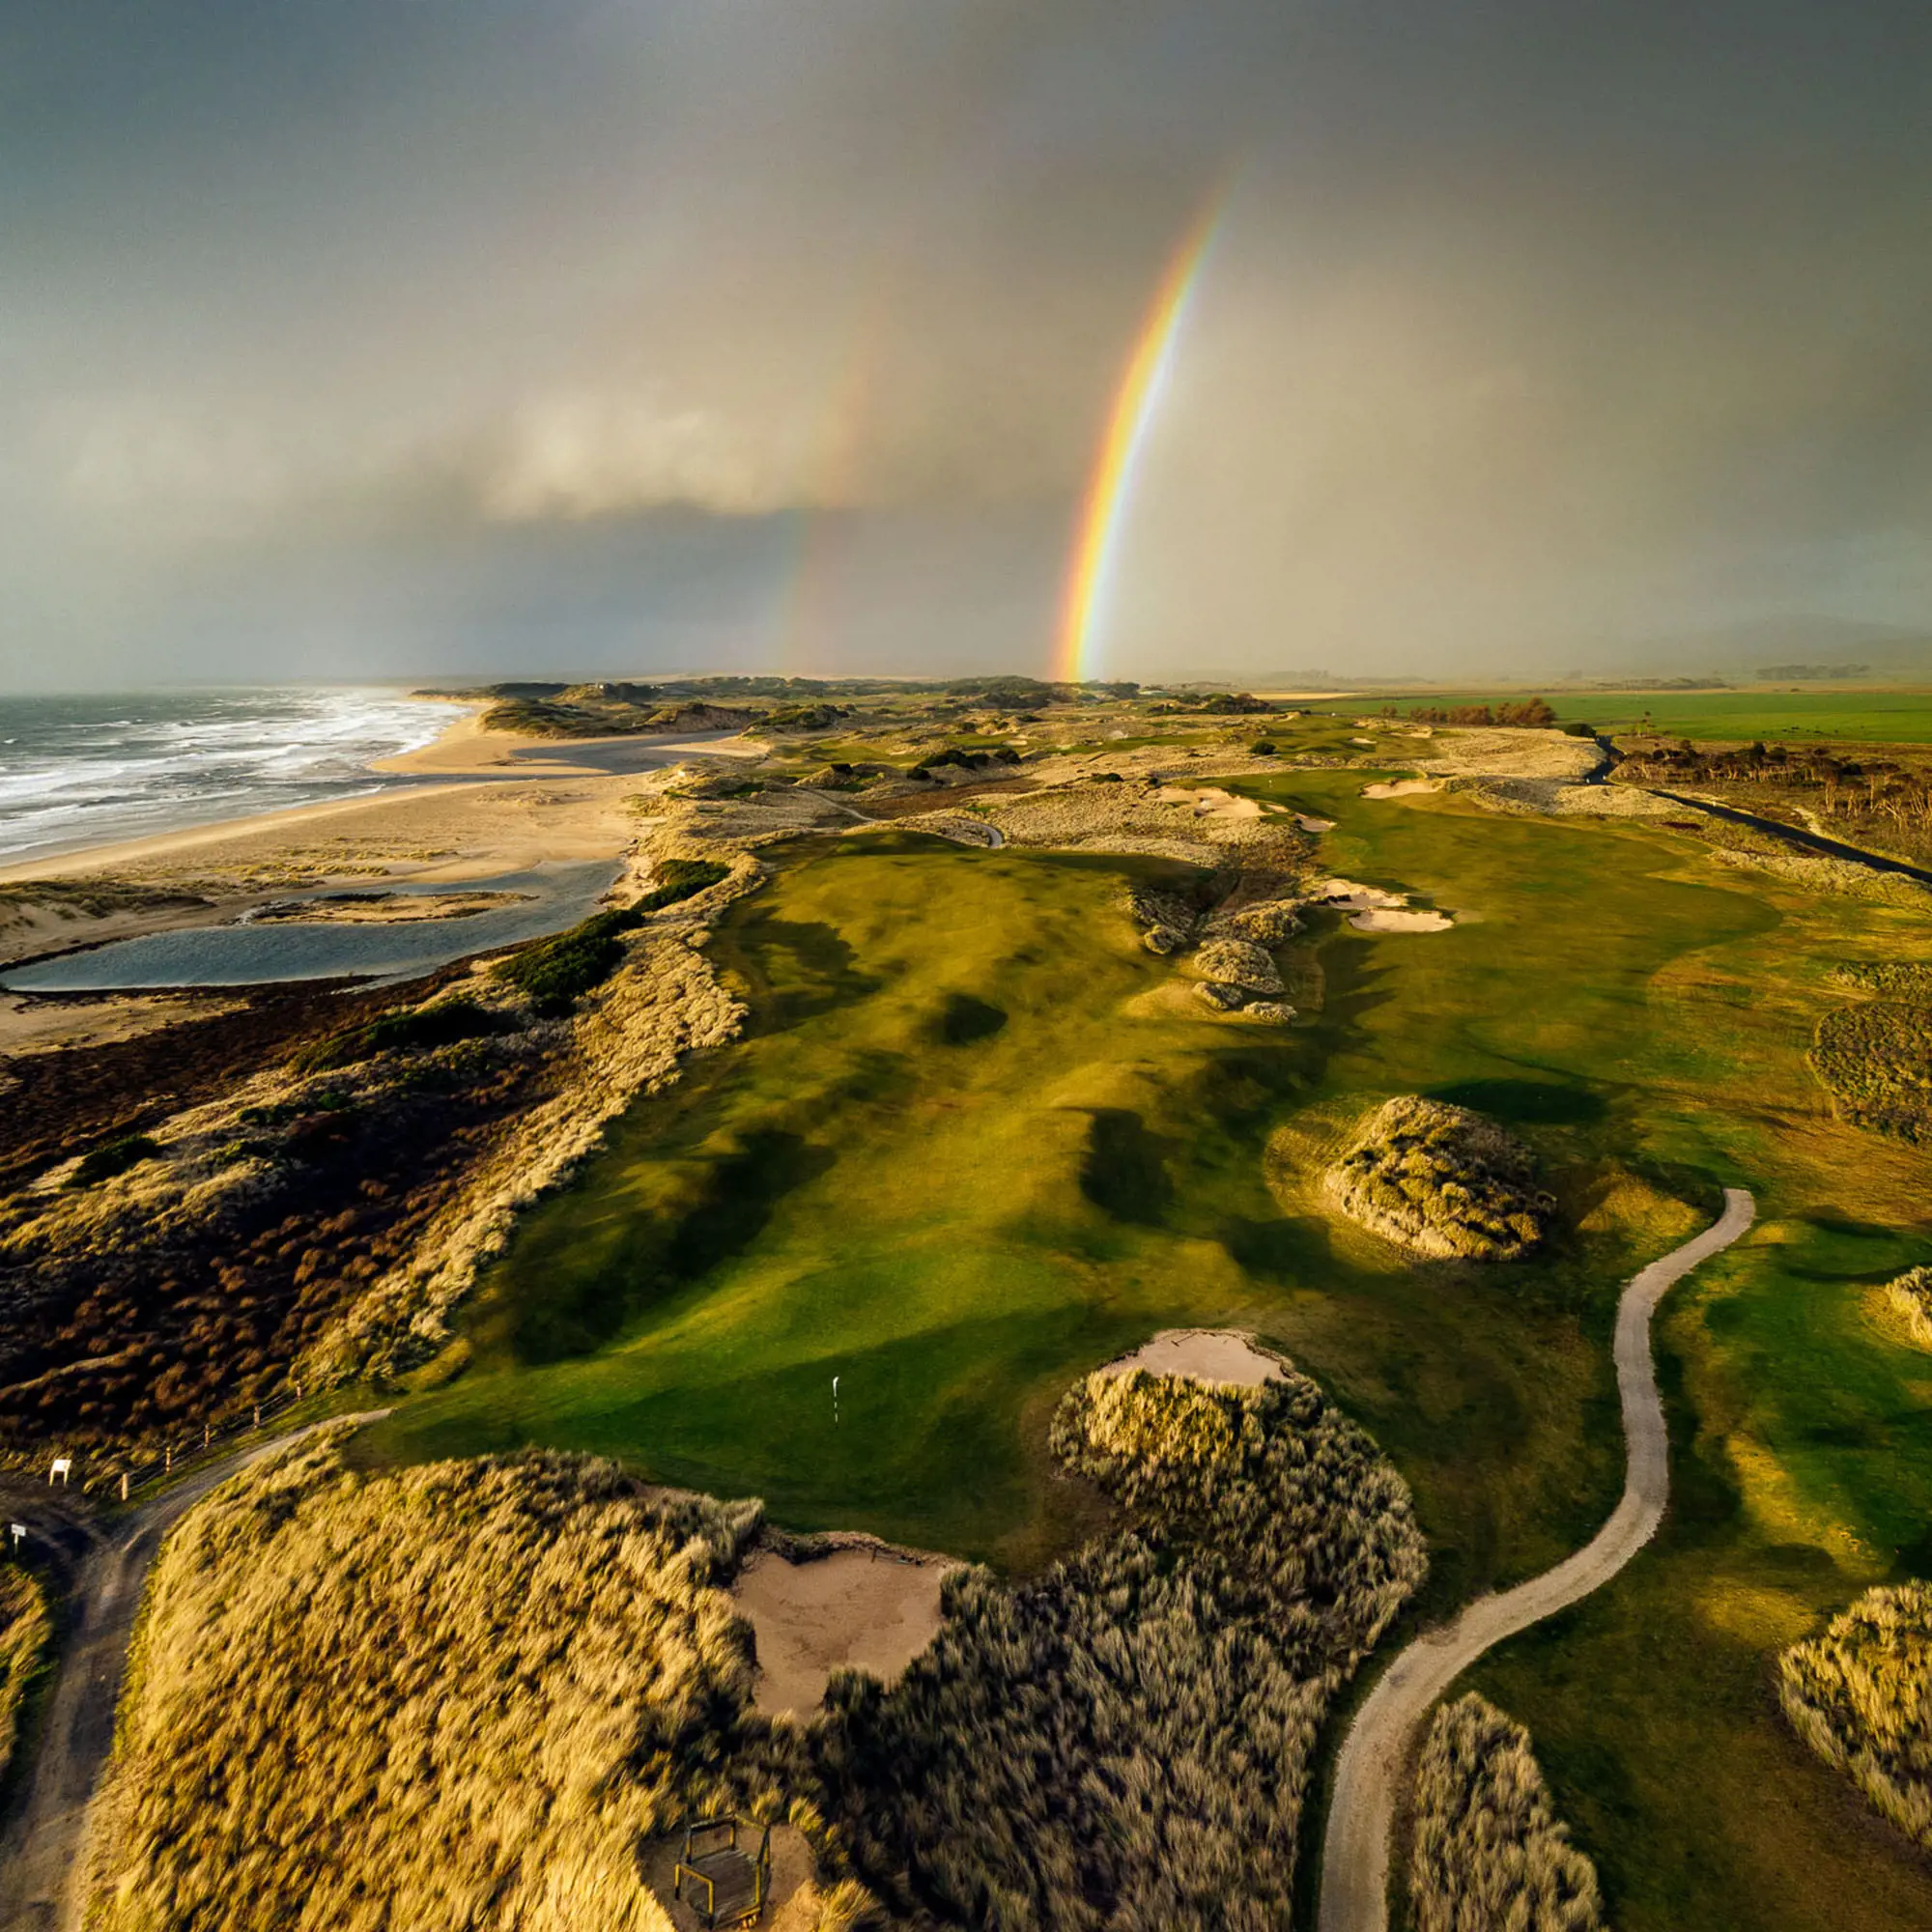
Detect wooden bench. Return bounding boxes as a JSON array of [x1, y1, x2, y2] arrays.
[[672, 1816, 772, 1928]]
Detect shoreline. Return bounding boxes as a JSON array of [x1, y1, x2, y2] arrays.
[[0, 704, 766, 1047], [0, 701, 758, 886]]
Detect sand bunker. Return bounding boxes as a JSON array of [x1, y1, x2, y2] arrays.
[[1295, 814, 1336, 833], [733, 1547, 954, 1719], [1361, 779, 1441, 800], [1099, 1327, 1287, 1387], [1350, 907, 1455, 932], [1319, 879, 1406, 911], [1318, 878, 1455, 933], [1155, 785, 1264, 823]]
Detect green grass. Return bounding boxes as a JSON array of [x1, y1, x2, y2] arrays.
[[1325, 687, 1932, 745], [361, 773, 1932, 1927], [372, 793, 1756, 1581]]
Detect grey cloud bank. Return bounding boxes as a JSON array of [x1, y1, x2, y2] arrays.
[[1, 0, 1929, 688]]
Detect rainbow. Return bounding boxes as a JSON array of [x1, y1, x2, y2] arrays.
[[1052, 193, 1226, 684]]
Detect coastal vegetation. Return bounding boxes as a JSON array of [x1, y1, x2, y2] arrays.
[[1324, 1095, 1551, 1260], [358, 742, 1932, 1930], [815, 1364, 1425, 1928], [289, 994, 505, 1075], [1779, 1585, 1932, 1852], [1882, 1267, 1932, 1348], [496, 862, 730, 1015], [1409, 1692, 1605, 1932], [1809, 1001, 1932, 1139], [0, 1569, 50, 1789], [1613, 737, 1932, 867], [481, 690, 759, 738], [0, 864, 744, 1452], [1833, 960, 1932, 997], [65, 1133, 162, 1189], [85, 1431, 761, 1932]]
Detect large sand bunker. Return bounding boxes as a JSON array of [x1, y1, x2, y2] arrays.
[[1099, 1327, 1287, 1387], [1155, 784, 1265, 823], [733, 1547, 954, 1719], [1361, 779, 1441, 800]]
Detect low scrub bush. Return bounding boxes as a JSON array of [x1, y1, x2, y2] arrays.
[[288, 996, 505, 1075], [497, 909, 642, 1013], [66, 1134, 161, 1190], [814, 1364, 1426, 1928], [86, 1433, 760, 1932], [637, 858, 730, 911], [1780, 1583, 1932, 1849], [1409, 1692, 1605, 1932], [1832, 961, 1932, 999], [1810, 1002, 1932, 1140], [1324, 1095, 1551, 1260]]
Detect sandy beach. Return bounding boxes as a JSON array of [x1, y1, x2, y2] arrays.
[[0, 705, 760, 1052], [0, 710, 765, 890]]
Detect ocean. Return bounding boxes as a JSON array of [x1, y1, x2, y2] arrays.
[[0, 688, 450, 867]]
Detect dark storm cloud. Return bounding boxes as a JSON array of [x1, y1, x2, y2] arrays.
[[1, 0, 1928, 685]]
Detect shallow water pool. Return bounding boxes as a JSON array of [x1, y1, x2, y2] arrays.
[[2, 860, 624, 991]]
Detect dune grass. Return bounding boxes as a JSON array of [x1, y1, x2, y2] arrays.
[[1410, 1692, 1605, 1932], [1779, 1583, 1932, 1851], [85, 1430, 759, 1932], [0, 1569, 49, 1792], [1324, 1094, 1551, 1261], [361, 769, 1932, 1927], [817, 1365, 1425, 1928]]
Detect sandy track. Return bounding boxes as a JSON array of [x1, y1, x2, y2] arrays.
[[0, 1415, 388, 1932], [1316, 1188, 1756, 1932]]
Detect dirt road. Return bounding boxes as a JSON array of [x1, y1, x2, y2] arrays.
[[0, 1416, 387, 1932], [1317, 1188, 1756, 1932]]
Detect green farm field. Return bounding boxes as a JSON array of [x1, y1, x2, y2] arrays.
[[365, 772, 1932, 1930], [1333, 686, 1932, 744]]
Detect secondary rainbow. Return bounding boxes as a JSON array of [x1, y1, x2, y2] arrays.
[[1052, 192, 1226, 684]]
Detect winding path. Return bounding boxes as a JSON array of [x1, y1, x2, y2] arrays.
[[0, 1415, 386, 1931], [1317, 1188, 1756, 1932]]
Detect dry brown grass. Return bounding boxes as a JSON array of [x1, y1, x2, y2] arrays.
[[1881, 1267, 1932, 1349], [1780, 1583, 1932, 1849], [1409, 1692, 1605, 1932], [0, 1567, 49, 1788], [84, 1430, 763, 1932]]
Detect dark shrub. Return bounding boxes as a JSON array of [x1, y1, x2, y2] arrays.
[[290, 997, 505, 1076], [496, 862, 730, 1015], [67, 1134, 162, 1189]]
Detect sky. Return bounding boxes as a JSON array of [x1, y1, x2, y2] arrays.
[[2, 0, 1930, 690]]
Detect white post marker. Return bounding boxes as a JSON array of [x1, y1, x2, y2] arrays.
[[832, 1375, 839, 1424], [8, 1525, 23, 1555], [48, 1458, 71, 1487]]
